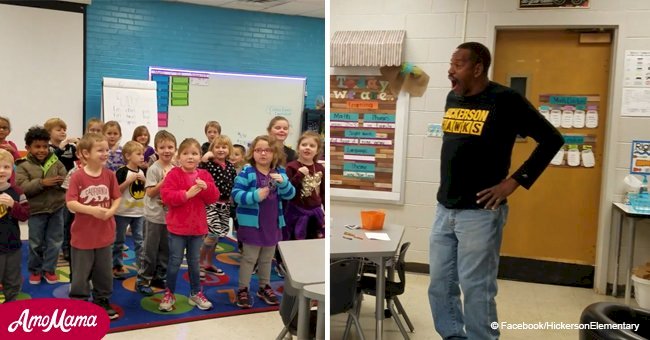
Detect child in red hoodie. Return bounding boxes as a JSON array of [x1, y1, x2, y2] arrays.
[[159, 138, 219, 312]]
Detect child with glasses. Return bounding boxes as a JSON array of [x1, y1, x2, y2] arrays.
[[232, 135, 295, 309]]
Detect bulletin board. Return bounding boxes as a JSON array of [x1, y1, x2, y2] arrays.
[[149, 67, 306, 148], [631, 140, 650, 175], [330, 74, 409, 204], [538, 94, 600, 168]]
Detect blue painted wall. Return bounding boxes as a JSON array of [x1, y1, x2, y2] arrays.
[[86, 0, 324, 121]]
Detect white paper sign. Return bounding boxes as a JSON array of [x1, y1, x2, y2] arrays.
[[550, 110, 562, 127], [622, 87, 650, 117], [561, 110, 574, 128], [585, 110, 598, 128], [567, 148, 581, 167], [572, 110, 585, 128]]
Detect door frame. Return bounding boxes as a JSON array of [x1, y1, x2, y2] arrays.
[[486, 21, 620, 295]]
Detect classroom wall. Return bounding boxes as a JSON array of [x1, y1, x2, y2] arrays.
[[85, 0, 324, 123], [330, 0, 650, 294]]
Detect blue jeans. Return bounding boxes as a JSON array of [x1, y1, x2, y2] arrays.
[[28, 208, 64, 274], [167, 233, 203, 296], [113, 215, 144, 268], [428, 204, 508, 340]]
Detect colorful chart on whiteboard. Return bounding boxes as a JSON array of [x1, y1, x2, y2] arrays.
[[330, 75, 397, 192]]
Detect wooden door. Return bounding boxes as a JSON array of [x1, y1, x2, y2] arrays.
[[493, 30, 611, 266]]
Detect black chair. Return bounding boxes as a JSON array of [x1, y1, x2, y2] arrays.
[[580, 302, 650, 339], [276, 278, 317, 339], [331, 258, 365, 340], [357, 242, 413, 340]]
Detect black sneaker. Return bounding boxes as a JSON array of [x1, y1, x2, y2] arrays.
[[94, 298, 118, 320], [136, 281, 154, 296], [236, 287, 252, 309], [150, 278, 166, 289], [275, 263, 286, 278], [256, 284, 279, 305]]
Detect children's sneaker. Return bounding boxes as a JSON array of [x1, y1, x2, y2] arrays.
[[94, 298, 118, 320], [275, 263, 286, 278], [121, 244, 129, 251], [136, 282, 154, 296], [150, 278, 166, 289], [112, 266, 127, 280], [29, 273, 42, 285], [44, 272, 59, 284], [257, 284, 279, 305], [201, 264, 225, 276], [158, 289, 175, 312], [236, 287, 252, 309], [188, 291, 213, 310]]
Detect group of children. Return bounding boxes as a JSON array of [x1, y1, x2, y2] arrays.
[[0, 114, 325, 320]]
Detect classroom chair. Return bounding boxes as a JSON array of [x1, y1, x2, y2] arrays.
[[276, 280, 317, 339], [332, 258, 366, 340], [357, 242, 413, 340]]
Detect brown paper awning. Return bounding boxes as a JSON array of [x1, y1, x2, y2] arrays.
[[331, 30, 406, 67]]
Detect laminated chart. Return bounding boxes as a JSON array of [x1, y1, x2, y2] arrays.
[[330, 75, 397, 192]]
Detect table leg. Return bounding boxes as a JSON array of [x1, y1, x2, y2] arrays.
[[316, 299, 325, 340], [612, 209, 624, 297], [375, 257, 386, 340], [297, 289, 310, 340], [624, 217, 636, 305]]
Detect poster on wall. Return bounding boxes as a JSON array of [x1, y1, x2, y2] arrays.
[[622, 51, 650, 117], [330, 74, 408, 203], [518, 0, 589, 9], [630, 140, 650, 175]]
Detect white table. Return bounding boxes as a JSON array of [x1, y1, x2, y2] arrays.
[[611, 203, 650, 304], [278, 239, 325, 340], [330, 224, 405, 340], [304, 283, 325, 340]]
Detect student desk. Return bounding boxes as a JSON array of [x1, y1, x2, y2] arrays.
[[303, 283, 325, 340], [611, 202, 650, 304], [278, 239, 325, 340], [330, 224, 405, 340]]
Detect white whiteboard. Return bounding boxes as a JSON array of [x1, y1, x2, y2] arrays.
[[150, 67, 306, 148], [0, 4, 84, 147], [102, 78, 158, 144]]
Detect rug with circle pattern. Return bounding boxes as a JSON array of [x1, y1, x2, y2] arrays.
[[0, 237, 284, 333]]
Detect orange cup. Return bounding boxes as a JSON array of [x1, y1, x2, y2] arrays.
[[360, 210, 386, 230]]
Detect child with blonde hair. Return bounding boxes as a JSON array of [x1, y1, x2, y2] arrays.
[[86, 118, 103, 135], [285, 131, 325, 239], [112, 141, 147, 279], [102, 121, 124, 171], [198, 135, 237, 277], [159, 138, 219, 312], [232, 135, 295, 308], [132, 125, 156, 168], [0, 116, 20, 186], [0, 149, 29, 302], [44, 117, 79, 171]]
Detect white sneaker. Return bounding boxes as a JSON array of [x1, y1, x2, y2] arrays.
[[158, 289, 176, 312], [189, 291, 213, 310]]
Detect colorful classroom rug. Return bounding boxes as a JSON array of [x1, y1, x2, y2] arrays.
[[0, 236, 284, 333]]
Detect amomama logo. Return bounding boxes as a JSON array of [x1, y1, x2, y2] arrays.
[[0, 298, 109, 340]]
